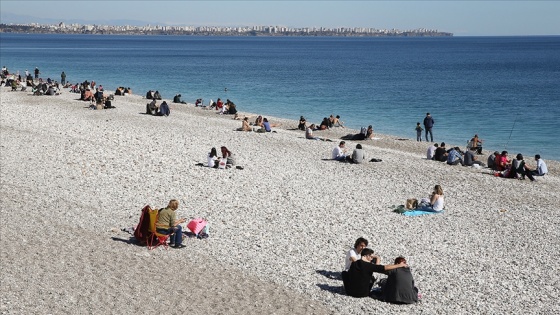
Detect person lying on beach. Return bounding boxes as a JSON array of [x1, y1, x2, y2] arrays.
[[155, 199, 187, 249], [380, 256, 419, 304], [319, 117, 330, 130], [306, 124, 329, 141], [416, 185, 444, 212], [236, 117, 253, 132], [342, 248, 407, 298], [344, 237, 371, 271]]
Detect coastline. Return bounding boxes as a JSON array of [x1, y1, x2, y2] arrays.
[[1, 87, 559, 314]]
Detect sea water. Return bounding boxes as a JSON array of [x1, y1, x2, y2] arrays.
[[1, 34, 559, 160]]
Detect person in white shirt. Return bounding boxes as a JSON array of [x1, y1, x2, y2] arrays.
[[426, 143, 438, 160], [344, 237, 375, 271], [332, 141, 348, 161], [531, 154, 548, 176]]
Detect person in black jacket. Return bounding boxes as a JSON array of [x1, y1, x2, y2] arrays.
[[382, 256, 419, 304], [342, 248, 407, 298]]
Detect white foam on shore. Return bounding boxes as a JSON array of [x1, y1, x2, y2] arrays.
[[1, 88, 559, 314]]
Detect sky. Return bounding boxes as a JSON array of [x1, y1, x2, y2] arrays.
[[1, 0, 559, 36]]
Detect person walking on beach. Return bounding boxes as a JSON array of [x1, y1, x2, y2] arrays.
[[61, 71, 66, 85], [423, 113, 434, 142], [415, 122, 423, 141]]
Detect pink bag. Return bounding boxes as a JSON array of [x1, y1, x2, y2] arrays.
[[187, 218, 208, 235]]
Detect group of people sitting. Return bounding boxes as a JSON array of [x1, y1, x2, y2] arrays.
[[299, 114, 346, 131], [207, 146, 235, 168], [146, 99, 170, 116], [331, 141, 367, 164], [426, 139, 548, 181], [342, 237, 419, 304], [146, 90, 162, 100], [236, 115, 280, 132], [114, 86, 132, 96], [488, 151, 547, 181], [427, 142, 486, 168]]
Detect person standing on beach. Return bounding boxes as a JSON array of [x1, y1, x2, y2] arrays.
[[34, 67, 40, 79], [61, 71, 66, 85], [415, 122, 423, 142], [155, 199, 187, 249], [423, 113, 434, 142]]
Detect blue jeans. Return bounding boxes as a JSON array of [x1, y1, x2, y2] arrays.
[[157, 225, 183, 245], [425, 128, 433, 142]]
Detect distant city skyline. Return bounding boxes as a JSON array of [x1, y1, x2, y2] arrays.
[[1, 0, 559, 36]]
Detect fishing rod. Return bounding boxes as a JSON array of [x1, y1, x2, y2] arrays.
[[504, 113, 519, 150]]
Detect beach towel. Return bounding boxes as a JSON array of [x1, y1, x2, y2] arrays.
[[402, 209, 444, 217]]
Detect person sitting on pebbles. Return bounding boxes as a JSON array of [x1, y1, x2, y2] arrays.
[[236, 117, 252, 132], [416, 185, 445, 212], [342, 248, 408, 298], [344, 237, 370, 271], [332, 141, 350, 162], [155, 199, 186, 249], [380, 256, 419, 304]]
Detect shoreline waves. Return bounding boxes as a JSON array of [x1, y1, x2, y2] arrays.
[[1, 87, 559, 314]]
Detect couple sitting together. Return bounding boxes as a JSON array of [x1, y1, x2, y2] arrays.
[[342, 237, 419, 304], [332, 141, 366, 164]]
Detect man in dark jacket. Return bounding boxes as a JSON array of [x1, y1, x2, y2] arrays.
[[423, 112, 435, 142], [382, 256, 419, 304], [342, 248, 408, 298]]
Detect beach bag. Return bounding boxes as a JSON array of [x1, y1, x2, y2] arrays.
[[187, 218, 208, 236], [218, 158, 227, 169], [406, 198, 418, 210]]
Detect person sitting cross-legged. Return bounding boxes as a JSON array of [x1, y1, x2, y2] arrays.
[[342, 248, 408, 298]]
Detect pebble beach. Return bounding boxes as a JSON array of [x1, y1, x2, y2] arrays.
[[1, 87, 559, 314]]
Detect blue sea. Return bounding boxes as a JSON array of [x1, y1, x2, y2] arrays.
[[1, 34, 559, 160]]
